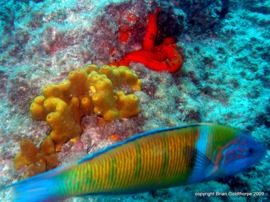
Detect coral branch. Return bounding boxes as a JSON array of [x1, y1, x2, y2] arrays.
[[112, 8, 183, 73], [15, 65, 141, 177]]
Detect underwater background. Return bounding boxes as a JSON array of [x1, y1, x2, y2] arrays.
[[0, 0, 269, 201]]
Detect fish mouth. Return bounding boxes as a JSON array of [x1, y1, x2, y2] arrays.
[[242, 134, 267, 162], [221, 137, 267, 177]]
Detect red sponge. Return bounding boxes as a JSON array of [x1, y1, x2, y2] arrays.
[[112, 8, 183, 73]]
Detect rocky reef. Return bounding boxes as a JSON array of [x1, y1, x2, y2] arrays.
[[0, 0, 269, 201]]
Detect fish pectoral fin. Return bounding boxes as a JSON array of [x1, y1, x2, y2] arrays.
[[185, 146, 213, 167], [186, 147, 214, 183]]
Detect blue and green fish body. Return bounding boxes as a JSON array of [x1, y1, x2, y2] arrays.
[[2, 123, 266, 201]]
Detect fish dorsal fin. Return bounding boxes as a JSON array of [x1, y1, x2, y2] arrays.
[[188, 147, 214, 183], [77, 128, 172, 164], [78, 124, 203, 164]]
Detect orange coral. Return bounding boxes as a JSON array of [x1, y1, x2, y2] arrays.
[[14, 138, 58, 177], [15, 65, 141, 177], [30, 65, 140, 149], [112, 8, 183, 73]]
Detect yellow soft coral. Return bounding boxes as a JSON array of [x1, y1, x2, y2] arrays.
[[18, 65, 141, 176], [14, 138, 58, 177], [44, 97, 82, 151], [30, 96, 47, 120], [99, 65, 141, 91], [116, 91, 140, 118], [87, 67, 141, 121], [30, 64, 141, 126], [88, 71, 119, 120]]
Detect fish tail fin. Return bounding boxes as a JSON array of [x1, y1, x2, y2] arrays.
[[0, 168, 66, 202]]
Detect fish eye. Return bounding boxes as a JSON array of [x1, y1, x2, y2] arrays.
[[248, 148, 254, 154]]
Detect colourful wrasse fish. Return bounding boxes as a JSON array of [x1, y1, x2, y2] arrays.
[[1, 123, 266, 201]]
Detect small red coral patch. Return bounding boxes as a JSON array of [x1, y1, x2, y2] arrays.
[[112, 8, 183, 73]]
